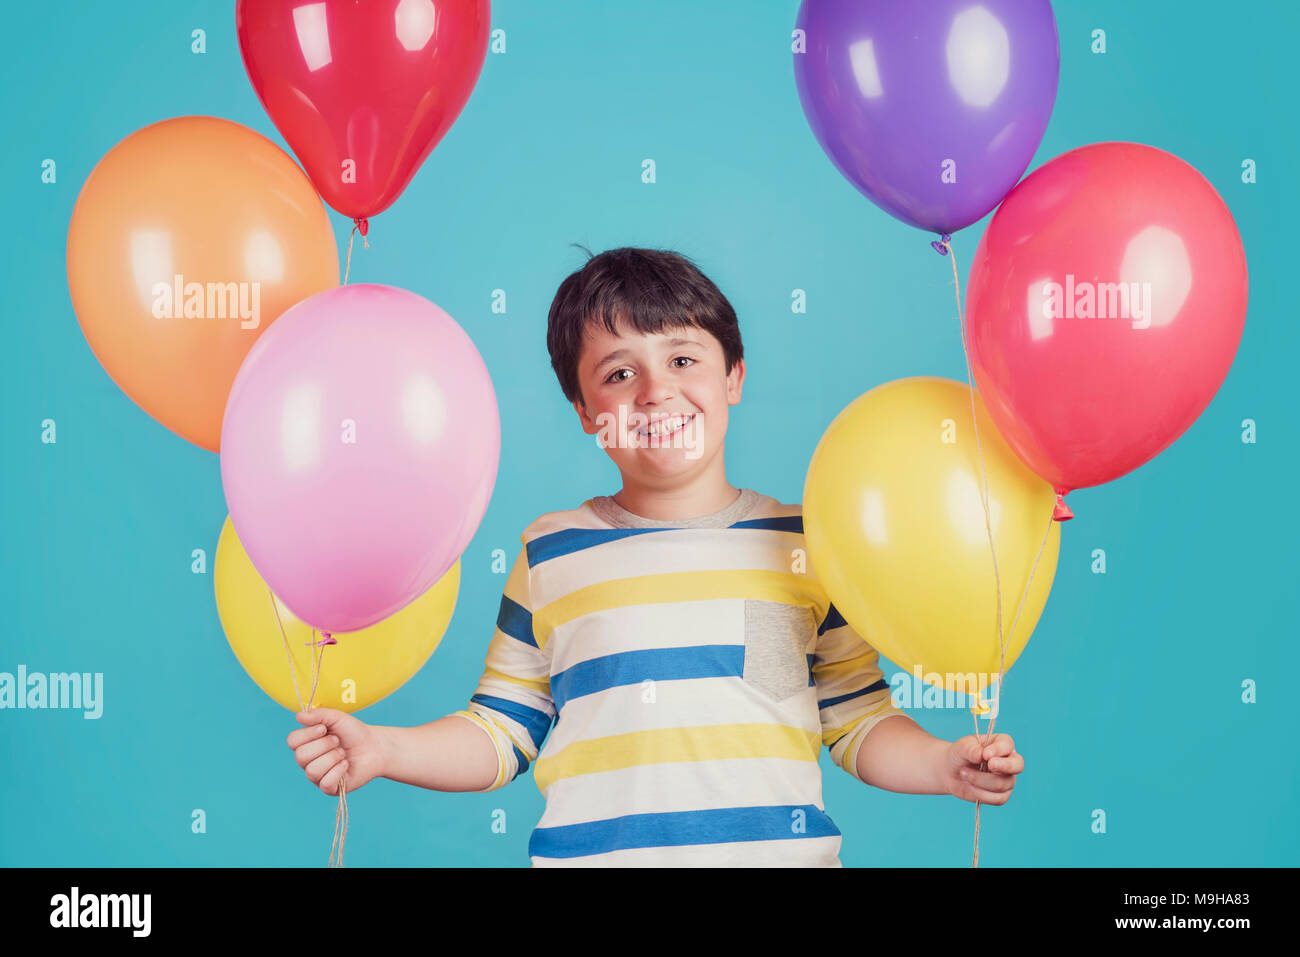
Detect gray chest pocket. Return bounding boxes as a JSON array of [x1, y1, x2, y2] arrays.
[[742, 600, 815, 703]]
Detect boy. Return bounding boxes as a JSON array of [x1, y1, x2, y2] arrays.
[[287, 247, 1024, 866]]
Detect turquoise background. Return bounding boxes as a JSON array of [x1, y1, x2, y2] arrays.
[[2, 0, 1295, 867]]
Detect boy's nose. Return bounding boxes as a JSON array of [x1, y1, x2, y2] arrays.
[[637, 377, 674, 405]]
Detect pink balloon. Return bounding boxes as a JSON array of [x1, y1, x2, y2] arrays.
[[220, 283, 499, 634]]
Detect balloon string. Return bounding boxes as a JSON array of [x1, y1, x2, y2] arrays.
[[267, 587, 347, 866], [306, 629, 325, 712], [330, 775, 349, 868], [342, 219, 369, 286], [313, 628, 347, 869], [939, 237, 1006, 867], [968, 506, 1055, 866], [941, 237, 1061, 866], [269, 585, 307, 712]]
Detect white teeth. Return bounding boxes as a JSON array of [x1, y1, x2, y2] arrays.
[[638, 414, 694, 437]]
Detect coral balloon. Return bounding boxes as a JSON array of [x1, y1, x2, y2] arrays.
[[965, 142, 1249, 517], [803, 377, 1059, 694], [65, 116, 339, 452], [216, 516, 460, 712], [794, 0, 1059, 236], [236, 0, 491, 223], [220, 283, 499, 635]]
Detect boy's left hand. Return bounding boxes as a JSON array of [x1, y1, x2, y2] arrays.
[[942, 733, 1023, 805]]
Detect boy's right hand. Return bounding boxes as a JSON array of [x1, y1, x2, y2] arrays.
[[287, 707, 386, 796]]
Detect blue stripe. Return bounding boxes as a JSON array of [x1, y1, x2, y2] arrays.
[[529, 804, 841, 859], [527, 515, 804, 567], [817, 603, 847, 636], [728, 515, 803, 533], [470, 693, 554, 749], [817, 677, 889, 710], [511, 744, 530, 778], [526, 526, 666, 566], [552, 645, 744, 712], [806, 653, 816, 687], [496, 595, 535, 647]]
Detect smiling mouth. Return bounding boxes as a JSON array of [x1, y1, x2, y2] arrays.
[[634, 413, 698, 440]]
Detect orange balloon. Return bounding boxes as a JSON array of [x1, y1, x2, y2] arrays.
[[66, 116, 338, 451]]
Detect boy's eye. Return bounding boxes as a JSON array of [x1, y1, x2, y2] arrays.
[[604, 357, 694, 384]]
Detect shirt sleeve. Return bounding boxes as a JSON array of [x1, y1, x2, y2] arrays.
[[452, 544, 556, 792], [812, 602, 908, 783]]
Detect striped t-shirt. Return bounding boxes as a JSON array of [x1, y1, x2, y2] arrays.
[[452, 486, 905, 866]]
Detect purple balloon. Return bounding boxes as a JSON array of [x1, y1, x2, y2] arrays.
[[220, 283, 500, 635], [794, 0, 1059, 236]]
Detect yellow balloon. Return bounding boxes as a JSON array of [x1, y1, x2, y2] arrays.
[[215, 516, 460, 712], [803, 377, 1059, 698]]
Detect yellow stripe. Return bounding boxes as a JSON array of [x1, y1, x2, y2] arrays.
[[839, 732, 858, 774], [812, 650, 879, 686], [832, 702, 904, 780], [531, 569, 827, 651], [453, 710, 507, 790], [532, 723, 821, 792], [822, 698, 897, 748], [484, 667, 550, 694]]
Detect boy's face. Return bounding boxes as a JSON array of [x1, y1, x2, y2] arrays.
[[572, 319, 744, 485]]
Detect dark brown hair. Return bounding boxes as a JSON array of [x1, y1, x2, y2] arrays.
[[546, 246, 744, 406]]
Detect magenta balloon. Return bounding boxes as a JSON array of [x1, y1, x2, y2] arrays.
[[220, 283, 500, 634]]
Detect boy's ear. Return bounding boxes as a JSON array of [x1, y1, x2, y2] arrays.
[[726, 357, 746, 405], [574, 398, 597, 434]]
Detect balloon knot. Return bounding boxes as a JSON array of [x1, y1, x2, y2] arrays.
[[1052, 492, 1074, 522], [352, 218, 370, 249], [307, 633, 337, 646], [930, 233, 952, 256]]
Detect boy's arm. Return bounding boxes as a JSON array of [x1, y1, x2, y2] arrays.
[[852, 713, 950, 794], [378, 545, 555, 793], [375, 714, 502, 792], [811, 605, 960, 794], [812, 606, 1023, 801], [448, 545, 556, 791], [856, 716, 1023, 803]]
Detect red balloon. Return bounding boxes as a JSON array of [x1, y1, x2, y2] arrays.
[[236, 0, 490, 224], [965, 142, 1248, 519]]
